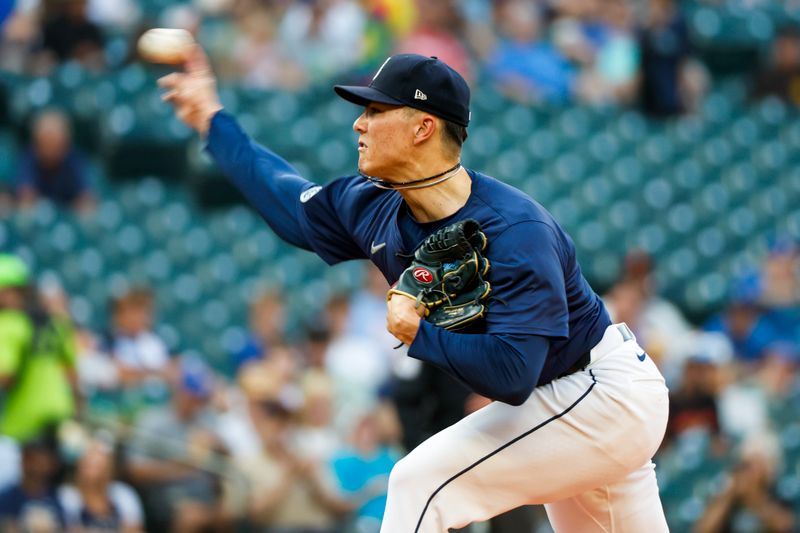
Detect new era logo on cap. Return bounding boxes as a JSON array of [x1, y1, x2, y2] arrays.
[[333, 54, 471, 127]]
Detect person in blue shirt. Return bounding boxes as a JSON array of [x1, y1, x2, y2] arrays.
[[0, 432, 68, 533], [15, 109, 94, 212], [159, 48, 670, 532]]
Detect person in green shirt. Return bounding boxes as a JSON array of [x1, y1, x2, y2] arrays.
[[0, 254, 78, 442]]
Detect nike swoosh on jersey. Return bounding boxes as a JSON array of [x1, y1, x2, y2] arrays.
[[371, 241, 387, 254], [636, 351, 647, 362]]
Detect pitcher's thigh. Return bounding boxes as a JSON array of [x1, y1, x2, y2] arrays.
[[544, 460, 669, 533], [383, 373, 634, 532]]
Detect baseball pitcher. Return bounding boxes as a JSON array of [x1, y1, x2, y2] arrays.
[[159, 48, 670, 532]]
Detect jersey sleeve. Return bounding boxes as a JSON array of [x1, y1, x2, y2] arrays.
[[484, 221, 569, 337], [296, 177, 369, 264], [206, 111, 365, 263], [409, 325, 549, 405]]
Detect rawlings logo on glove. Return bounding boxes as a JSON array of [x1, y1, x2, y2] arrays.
[[388, 219, 492, 331]]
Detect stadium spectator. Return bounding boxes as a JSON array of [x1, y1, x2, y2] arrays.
[[705, 277, 782, 363], [637, 0, 706, 117], [754, 342, 799, 399], [126, 357, 225, 533], [575, 0, 640, 106], [58, 437, 145, 532], [484, 0, 575, 104], [0, 430, 68, 533], [278, 0, 367, 85], [665, 332, 733, 452], [549, 0, 601, 68], [231, 289, 286, 373], [0, 254, 79, 443], [695, 433, 795, 533], [759, 239, 800, 353], [395, 0, 472, 82], [331, 412, 399, 531], [104, 288, 172, 403], [323, 292, 391, 433], [235, 397, 352, 532], [0, 3, 42, 74], [14, 109, 95, 213], [227, 1, 306, 90], [751, 26, 800, 106], [40, 0, 105, 70], [294, 369, 342, 464], [238, 344, 300, 399], [603, 251, 694, 384]]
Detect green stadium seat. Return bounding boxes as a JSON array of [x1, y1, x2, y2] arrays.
[[606, 200, 640, 241], [575, 221, 607, 252], [610, 156, 643, 188], [695, 226, 727, 258], [581, 175, 613, 208], [755, 96, 788, 128], [199, 298, 230, 329], [469, 125, 502, 159], [700, 136, 734, 168], [666, 203, 698, 236], [520, 174, 553, 204], [318, 138, 354, 176], [614, 111, 648, 143], [548, 197, 581, 232], [754, 140, 789, 176], [525, 128, 559, 163], [701, 92, 734, 125], [0, 129, 18, 187], [725, 206, 757, 239], [552, 152, 587, 186], [497, 105, 536, 141], [142, 250, 172, 283], [587, 131, 621, 164], [116, 224, 147, 256], [495, 148, 529, 182], [642, 176, 674, 212], [785, 209, 800, 241]]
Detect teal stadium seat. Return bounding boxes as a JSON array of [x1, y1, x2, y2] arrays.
[[0, 130, 17, 189]]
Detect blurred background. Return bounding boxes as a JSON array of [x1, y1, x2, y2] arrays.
[[1, 0, 800, 531]]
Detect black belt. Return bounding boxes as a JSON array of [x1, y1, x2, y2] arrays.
[[559, 351, 591, 379]]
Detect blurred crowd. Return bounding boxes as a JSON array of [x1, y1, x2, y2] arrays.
[[1, 232, 799, 532], [2, 0, 800, 215], [2, 0, 798, 117], [2, 0, 800, 532], [0, 255, 405, 532]]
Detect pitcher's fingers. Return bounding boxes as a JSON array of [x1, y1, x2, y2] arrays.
[[157, 72, 184, 89], [160, 90, 179, 103], [185, 44, 211, 75]]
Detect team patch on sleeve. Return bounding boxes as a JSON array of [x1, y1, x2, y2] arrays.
[[300, 186, 323, 203]]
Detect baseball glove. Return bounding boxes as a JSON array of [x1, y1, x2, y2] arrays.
[[388, 218, 492, 330]]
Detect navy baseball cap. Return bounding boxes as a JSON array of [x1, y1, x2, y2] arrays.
[[334, 54, 471, 127]]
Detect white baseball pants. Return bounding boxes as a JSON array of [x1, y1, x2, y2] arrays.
[[381, 324, 670, 533]]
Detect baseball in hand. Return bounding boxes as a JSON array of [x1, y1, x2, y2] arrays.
[[138, 28, 194, 65]]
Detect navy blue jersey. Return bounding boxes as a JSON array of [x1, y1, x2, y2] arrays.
[[207, 112, 611, 404]]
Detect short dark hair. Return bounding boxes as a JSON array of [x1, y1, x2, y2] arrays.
[[442, 119, 468, 149]]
